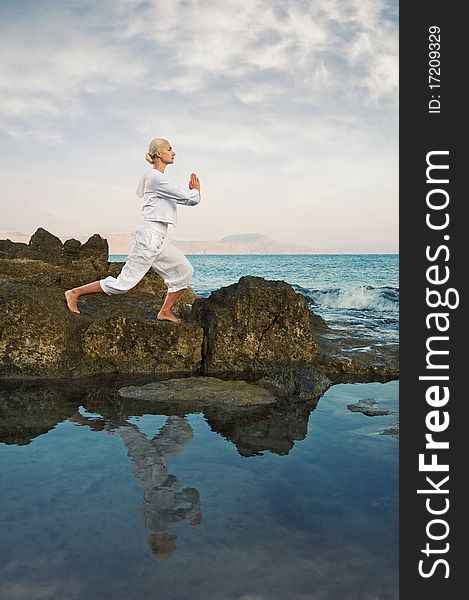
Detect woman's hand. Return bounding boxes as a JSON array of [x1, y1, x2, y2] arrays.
[[189, 173, 200, 191]]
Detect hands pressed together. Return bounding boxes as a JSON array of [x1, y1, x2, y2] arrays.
[[189, 173, 201, 191]]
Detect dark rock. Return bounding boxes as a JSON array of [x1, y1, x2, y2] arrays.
[[0, 284, 68, 376], [379, 423, 400, 437], [0, 227, 109, 269], [0, 228, 398, 388], [189, 275, 321, 373], [0, 258, 64, 287], [322, 357, 399, 383], [313, 319, 399, 383], [82, 316, 203, 375], [63, 238, 82, 257], [0, 238, 30, 259], [347, 399, 393, 417], [80, 233, 109, 256], [255, 366, 332, 401], [0, 282, 203, 377], [0, 228, 202, 377], [28, 227, 64, 262]]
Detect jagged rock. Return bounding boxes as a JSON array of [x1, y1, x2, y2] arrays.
[[0, 238, 30, 259], [0, 227, 109, 269], [379, 423, 399, 437], [311, 316, 399, 383], [0, 229, 202, 377], [189, 275, 321, 373], [0, 228, 398, 387], [28, 228, 64, 262], [347, 399, 393, 416]]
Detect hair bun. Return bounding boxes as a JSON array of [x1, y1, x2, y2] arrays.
[[145, 138, 168, 164]]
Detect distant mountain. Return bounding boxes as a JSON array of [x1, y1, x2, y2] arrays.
[[0, 231, 321, 254], [0, 231, 397, 254], [220, 233, 272, 244], [173, 233, 321, 255]]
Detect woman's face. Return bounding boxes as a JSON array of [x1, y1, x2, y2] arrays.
[[158, 142, 176, 165]]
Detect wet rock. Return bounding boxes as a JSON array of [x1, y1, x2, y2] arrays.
[[189, 275, 321, 373], [312, 318, 399, 383], [379, 423, 400, 437], [347, 399, 393, 417], [118, 376, 277, 407], [255, 366, 332, 401]]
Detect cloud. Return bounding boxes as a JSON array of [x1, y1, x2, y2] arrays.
[[0, 3, 147, 132], [0, 0, 398, 250], [0, 0, 397, 128]]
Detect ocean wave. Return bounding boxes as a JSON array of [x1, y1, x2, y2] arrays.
[[294, 285, 399, 313]]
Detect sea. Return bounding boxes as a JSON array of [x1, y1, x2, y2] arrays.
[[111, 252, 399, 348], [0, 254, 399, 600]]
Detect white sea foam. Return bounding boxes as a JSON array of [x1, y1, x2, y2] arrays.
[[306, 285, 399, 313]]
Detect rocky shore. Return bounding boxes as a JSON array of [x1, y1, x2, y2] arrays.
[[0, 228, 398, 403]]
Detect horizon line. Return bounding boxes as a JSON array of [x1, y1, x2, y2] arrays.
[[109, 252, 400, 256], [0, 231, 399, 255]]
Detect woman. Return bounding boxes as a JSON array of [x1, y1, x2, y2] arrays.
[[65, 138, 201, 323]]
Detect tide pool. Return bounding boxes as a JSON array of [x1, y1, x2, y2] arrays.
[[0, 378, 398, 600]]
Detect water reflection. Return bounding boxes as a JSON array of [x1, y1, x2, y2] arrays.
[[69, 409, 201, 560], [0, 376, 319, 458], [203, 397, 317, 456], [112, 417, 201, 560], [0, 379, 82, 445], [0, 376, 316, 561], [0, 377, 399, 599]]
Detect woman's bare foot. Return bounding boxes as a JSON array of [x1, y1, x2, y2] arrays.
[[157, 309, 182, 323], [65, 290, 80, 314]]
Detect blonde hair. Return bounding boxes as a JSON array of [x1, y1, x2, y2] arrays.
[[145, 138, 169, 164]]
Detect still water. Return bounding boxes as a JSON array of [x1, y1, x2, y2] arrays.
[[0, 377, 398, 600]]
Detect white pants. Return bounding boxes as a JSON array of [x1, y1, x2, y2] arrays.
[[100, 220, 194, 295]]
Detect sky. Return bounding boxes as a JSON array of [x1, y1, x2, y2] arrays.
[[0, 0, 398, 252]]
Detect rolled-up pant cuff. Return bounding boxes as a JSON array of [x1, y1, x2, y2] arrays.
[[99, 279, 112, 295], [167, 284, 189, 293]]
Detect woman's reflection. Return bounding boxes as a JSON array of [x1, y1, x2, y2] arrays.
[[69, 412, 201, 559]]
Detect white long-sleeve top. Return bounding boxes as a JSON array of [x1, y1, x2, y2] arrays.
[[136, 169, 201, 226]]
